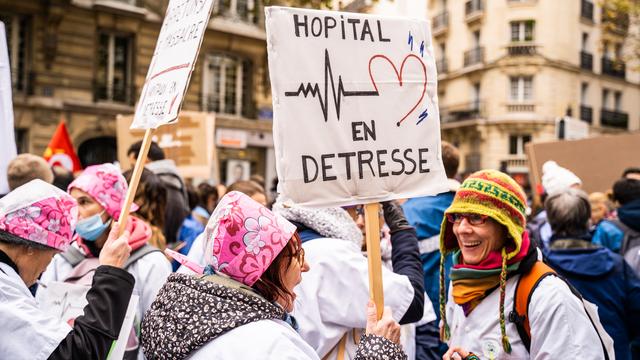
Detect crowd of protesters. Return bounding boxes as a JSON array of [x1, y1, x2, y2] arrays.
[[1, 140, 639, 360]]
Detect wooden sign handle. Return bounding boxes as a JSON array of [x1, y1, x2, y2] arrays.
[[364, 202, 384, 320], [118, 128, 155, 236]]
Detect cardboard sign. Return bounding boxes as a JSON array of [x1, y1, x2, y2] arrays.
[[265, 7, 448, 207], [527, 132, 640, 199], [117, 111, 216, 178], [37, 282, 139, 360], [131, 0, 215, 129]]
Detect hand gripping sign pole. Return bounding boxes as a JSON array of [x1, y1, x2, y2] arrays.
[[118, 0, 215, 234], [364, 202, 384, 319]]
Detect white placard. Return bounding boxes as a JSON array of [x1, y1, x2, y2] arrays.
[[0, 21, 17, 194], [266, 7, 448, 207], [131, 0, 215, 129], [38, 281, 139, 360]]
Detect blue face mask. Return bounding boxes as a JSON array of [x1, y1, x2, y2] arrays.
[[76, 211, 112, 241]]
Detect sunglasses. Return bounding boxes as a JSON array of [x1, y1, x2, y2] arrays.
[[446, 213, 489, 226]]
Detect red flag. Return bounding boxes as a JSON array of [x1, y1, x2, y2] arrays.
[[43, 122, 82, 172]]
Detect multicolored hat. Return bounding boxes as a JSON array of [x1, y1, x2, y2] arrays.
[[440, 169, 527, 260], [438, 170, 528, 354], [68, 163, 138, 219], [203, 191, 297, 287], [0, 179, 78, 251]]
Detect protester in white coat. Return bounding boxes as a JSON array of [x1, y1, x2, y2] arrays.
[[273, 201, 429, 359], [141, 191, 408, 360], [439, 170, 605, 360], [0, 180, 134, 359], [38, 164, 171, 359]]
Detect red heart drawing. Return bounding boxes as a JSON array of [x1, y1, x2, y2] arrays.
[[368, 54, 427, 126]]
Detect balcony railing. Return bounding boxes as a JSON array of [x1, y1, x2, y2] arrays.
[[93, 81, 136, 105], [440, 101, 484, 123], [436, 58, 448, 74], [464, 47, 485, 66], [601, 57, 626, 79], [503, 156, 529, 173], [432, 11, 449, 36], [580, 51, 593, 71], [465, 0, 483, 21], [581, 0, 594, 21], [600, 109, 628, 129], [580, 105, 593, 124], [507, 43, 537, 56], [506, 103, 535, 112]]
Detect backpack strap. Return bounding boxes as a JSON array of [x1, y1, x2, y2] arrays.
[[609, 218, 639, 255], [60, 246, 87, 267], [510, 261, 556, 352], [123, 244, 162, 269], [511, 261, 612, 359]]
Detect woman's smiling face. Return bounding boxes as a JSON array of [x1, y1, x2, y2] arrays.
[[452, 215, 506, 265]]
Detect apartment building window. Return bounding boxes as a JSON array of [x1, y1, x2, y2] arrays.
[[472, 82, 480, 109], [580, 83, 593, 123], [509, 134, 531, 155], [0, 13, 30, 93], [96, 32, 134, 103], [214, 0, 259, 24], [581, 33, 588, 50], [614, 91, 622, 111], [509, 76, 533, 102], [510, 20, 534, 42], [602, 89, 610, 109], [203, 54, 254, 117]]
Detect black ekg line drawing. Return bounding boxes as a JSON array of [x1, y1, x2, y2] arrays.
[[284, 49, 379, 122]]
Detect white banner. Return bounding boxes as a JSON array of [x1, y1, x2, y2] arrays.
[[131, 0, 215, 129], [266, 7, 448, 207], [0, 21, 17, 194]]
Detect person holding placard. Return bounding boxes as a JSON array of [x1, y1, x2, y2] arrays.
[[141, 191, 408, 359], [272, 200, 427, 359], [0, 179, 135, 359], [38, 163, 172, 360]]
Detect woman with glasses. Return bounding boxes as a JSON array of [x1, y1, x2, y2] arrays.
[[439, 170, 606, 360], [141, 191, 408, 359]]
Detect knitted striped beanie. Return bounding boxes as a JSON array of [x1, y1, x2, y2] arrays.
[[439, 169, 527, 353]]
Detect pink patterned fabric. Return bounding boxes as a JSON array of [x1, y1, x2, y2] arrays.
[[204, 191, 297, 286], [0, 179, 78, 251], [68, 163, 138, 219]]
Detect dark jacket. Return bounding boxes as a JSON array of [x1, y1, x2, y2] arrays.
[[544, 238, 640, 360], [593, 198, 640, 253], [146, 160, 190, 245]]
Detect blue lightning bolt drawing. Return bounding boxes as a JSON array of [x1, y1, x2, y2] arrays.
[[416, 108, 428, 125]]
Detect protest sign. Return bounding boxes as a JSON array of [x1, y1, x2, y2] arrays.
[[37, 281, 139, 360], [265, 7, 448, 208], [119, 0, 214, 234], [131, 0, 214, 129], [0, 21, 17, 194], [116, 111, 216, 179], [526, 132, 640, 207]]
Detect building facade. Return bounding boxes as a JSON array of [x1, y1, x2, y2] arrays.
[[429, 0, 639, 190], [343, 0, 640, 191], [2, 0, 276, 185]]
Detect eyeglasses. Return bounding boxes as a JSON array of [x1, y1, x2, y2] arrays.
[[290, 233, 305, 264], [446, 213, 489, 225]]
